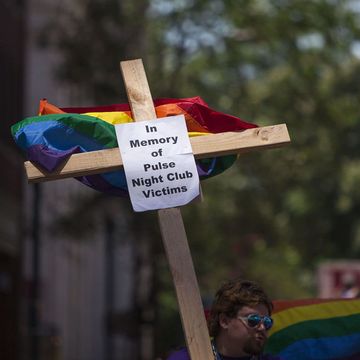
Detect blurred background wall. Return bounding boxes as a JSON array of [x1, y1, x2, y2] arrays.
[[0, 1, 25, 359]]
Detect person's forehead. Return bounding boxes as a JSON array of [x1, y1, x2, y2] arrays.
[[237, 304, 269, 316]]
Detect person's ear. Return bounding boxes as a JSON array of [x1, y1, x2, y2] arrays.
[[219, 313, 231, 329]]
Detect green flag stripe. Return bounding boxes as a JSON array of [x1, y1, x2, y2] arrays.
[[12, 114, 117, 148], [266, 313, 360, 353]]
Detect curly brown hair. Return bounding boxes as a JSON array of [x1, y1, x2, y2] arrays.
[[208, 279, 273, 337]]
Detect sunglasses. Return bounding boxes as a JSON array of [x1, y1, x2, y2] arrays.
[[237, 313, 274, 330]]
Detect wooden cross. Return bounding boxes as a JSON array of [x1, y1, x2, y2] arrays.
[[23, 59, 290, 359]]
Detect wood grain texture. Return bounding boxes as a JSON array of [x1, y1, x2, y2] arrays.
[[25, 124, 290, 183], [121, 59, 214, 359], [157, 208, 214, 360], [120, 59, 157, 121]]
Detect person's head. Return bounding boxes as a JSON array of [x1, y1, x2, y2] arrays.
[[208, 278, 273, 357]]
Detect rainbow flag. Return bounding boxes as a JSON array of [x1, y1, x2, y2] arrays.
[[265, 298, 360, 359], [11, 97, 257, 196]]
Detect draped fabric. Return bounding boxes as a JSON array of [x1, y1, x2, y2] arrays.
[[266, 298, 360, 360], [12, 97, 257, 196]]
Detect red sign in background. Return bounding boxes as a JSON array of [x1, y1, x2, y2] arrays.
[[318, 261, 360, 298]]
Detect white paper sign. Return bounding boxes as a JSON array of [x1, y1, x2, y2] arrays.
[[115, 115, 200, 212]]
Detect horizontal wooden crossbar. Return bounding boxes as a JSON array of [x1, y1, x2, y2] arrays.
[[24, 123, 290, 183]]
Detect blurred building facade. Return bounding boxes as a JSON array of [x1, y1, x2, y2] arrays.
[[0, 1, 26, 359], [1, 0, 156, 359]]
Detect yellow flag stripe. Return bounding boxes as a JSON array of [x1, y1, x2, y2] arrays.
[[269, 299, 360, 336]]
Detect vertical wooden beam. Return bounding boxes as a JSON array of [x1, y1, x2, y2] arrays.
[[157, 208, 214, 360], [120, 59, 213, 359], [120, 59, 157, 121]]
